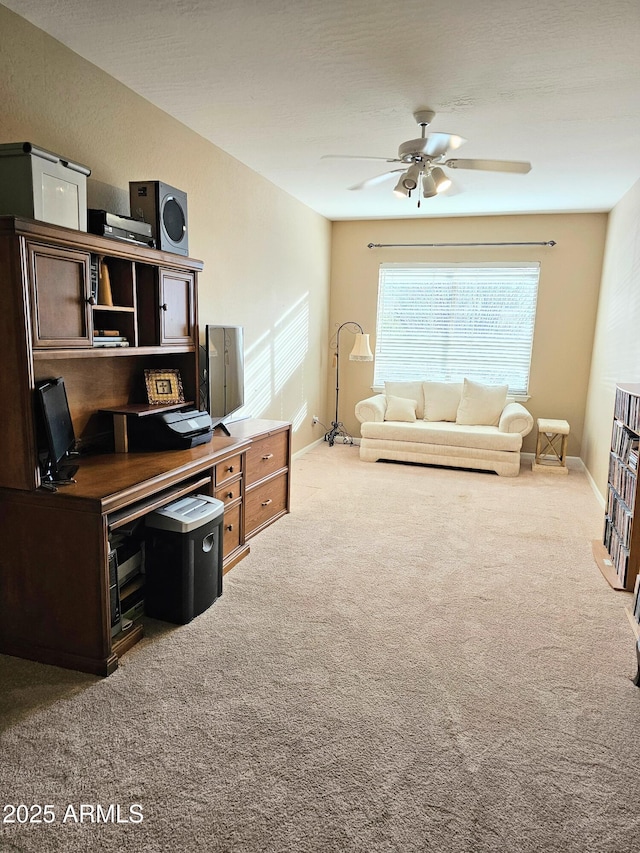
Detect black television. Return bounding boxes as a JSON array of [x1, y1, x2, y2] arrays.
[[35, 377, 79, 483], [202, 325, 245, 436]]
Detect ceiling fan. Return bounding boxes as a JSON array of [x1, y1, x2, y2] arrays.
[[322, 109, 531, 207]]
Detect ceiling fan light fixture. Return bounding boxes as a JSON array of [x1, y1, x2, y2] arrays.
[[393, 174, 411, 197], [422, 172, 437, 198], [431, 166, 452, 194], [401, 164, 421, 191]]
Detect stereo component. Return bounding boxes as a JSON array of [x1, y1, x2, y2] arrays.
[[87, 209, 155, 247], [129, 181, 189, 256]]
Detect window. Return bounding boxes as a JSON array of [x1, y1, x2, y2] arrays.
[[374, 262, 540, 396]]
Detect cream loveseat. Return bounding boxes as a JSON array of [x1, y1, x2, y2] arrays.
[[355, 379, 534, 477]]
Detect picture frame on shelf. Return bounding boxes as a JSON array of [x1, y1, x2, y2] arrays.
[[144, 368, 185, 405]]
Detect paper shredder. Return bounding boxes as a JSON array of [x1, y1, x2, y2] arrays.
[[144, 494, 224, 624]]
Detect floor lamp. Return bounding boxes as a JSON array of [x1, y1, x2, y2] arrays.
[[324, 321, 373, 447]]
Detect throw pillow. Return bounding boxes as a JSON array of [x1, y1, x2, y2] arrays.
[[384, 381, 425, 419], [423, 381, 463, 422], [456, 378, 508, 426], [384, 395, 418, 422]]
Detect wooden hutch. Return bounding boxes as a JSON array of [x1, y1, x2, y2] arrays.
[[0, 216, 290, 675]]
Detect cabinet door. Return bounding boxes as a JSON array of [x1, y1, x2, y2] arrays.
[[27, 242, 92, 348], [159, 269, 195, 346]]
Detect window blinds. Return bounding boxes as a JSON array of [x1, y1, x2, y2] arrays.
[[374, 262, 540, 396]]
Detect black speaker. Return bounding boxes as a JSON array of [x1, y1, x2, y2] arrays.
[[129, 181, 189, 256]]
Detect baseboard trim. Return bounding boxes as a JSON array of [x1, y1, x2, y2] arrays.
[[293, 437, 324, 461], [581, 460, 606, 509]]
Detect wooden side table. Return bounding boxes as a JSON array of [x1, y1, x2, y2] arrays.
[[533, 417, 570, 473]]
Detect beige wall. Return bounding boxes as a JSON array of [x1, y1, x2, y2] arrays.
[[0, 5, 331, 453], [583, 177, 640, 499], [329, 213, 607, 454]]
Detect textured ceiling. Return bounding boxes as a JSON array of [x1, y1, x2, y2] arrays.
[[4, 0, 640, 220]]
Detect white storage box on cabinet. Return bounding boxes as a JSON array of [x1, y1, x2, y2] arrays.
[[0, 142, 90, 231]]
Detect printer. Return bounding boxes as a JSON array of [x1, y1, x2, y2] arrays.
[[128, 409, 213, 451]]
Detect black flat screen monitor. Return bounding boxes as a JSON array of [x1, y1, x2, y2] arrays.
[[36, 377, 78, 480]]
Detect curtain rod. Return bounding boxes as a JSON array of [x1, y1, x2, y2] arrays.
[[367, 240, 556, 249]]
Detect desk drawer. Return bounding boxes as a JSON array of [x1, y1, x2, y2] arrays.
[[215, 454, 242, 486], [222, 504, 242, 558], [215, 478, 242, 507], [245, 472, 288, 538], [245, 430, 289, 486]]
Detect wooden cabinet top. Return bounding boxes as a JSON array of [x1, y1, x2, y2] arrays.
[[0, 215, 203, 271], [224, 419, 291, 441]]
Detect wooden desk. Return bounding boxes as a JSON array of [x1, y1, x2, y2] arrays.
[[0, 436, 250, 676], [0, 219, 292, 675]]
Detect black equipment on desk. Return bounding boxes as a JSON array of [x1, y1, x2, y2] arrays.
[[87, 209, 155, 248], [35, 377, 79, 485], [128, 409, 213, 451]]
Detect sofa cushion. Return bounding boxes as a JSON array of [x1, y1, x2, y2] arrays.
[[423, 381, 462, 422], [456, 378, 508, 427], [384, 381, 425, 419], [360, 420, 523, 452], [384, 395, 417, 422]]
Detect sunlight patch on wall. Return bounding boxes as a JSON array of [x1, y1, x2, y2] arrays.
[[290, 402, 308, 432], [233, 293, 311, 420], [274, 295, 309, 394]]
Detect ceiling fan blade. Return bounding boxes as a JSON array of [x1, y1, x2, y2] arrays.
[[348, 169, 405, 191], [321, 154, 400, 163], [445, 158, 531, 174], [424, 133, 466, 157]]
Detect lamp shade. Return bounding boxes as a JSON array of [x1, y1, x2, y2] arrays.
[[401, 163, 421, 191], [432, 166, 452, 194], [422, 172, 437, 198], [349, 333, 373, 361], [393, 175, 411, 198]]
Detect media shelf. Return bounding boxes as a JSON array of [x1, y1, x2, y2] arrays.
[[593, 383, 640, 592], [93, 304, 135, 311]]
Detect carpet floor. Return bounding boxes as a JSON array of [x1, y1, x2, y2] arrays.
[[1, 444, 640, 852]]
